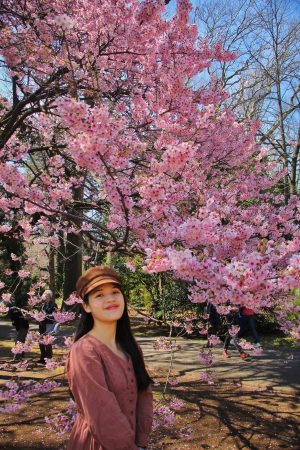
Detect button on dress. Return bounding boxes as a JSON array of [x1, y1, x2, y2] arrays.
[[66, 333, 153, 450]]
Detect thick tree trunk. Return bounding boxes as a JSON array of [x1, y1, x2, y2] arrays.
[[62, 186, 84, 303], [63, 232, 83, 301], [56, 230, 65, 302]]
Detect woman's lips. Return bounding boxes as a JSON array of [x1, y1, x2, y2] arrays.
[[105, 305, 119, 310]]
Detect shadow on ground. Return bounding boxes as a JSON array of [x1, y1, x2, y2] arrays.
[[1, 319, 299, 449]]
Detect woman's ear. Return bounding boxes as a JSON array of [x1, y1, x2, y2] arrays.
[[82, 302, 91, 313]]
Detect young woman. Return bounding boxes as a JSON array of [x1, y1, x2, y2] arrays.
[[66, 266, 153, 450]]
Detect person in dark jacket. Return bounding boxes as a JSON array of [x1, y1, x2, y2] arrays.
[[238, 307, 261, 347], [38, 289, 56, 364], [6, 299, 29, 361]]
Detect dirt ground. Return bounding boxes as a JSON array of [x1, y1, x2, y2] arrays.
[[0, 319, 299, 450]]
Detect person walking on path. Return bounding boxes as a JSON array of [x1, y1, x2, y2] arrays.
[[6, 297, 29, 361], [66, 265, 153, 450], [222, 306, 250, 359], [206, 302, 222, 336], [38, 289, 56, 364], [238, 307, 261, 347]]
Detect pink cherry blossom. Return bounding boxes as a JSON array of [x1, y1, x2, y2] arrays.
[[0, 403, 22, 414], [0, 225, 12, 233], [239, 339, 254, 350], [28, 311, 46, 322], [14, 360, 30, 371], [44, 358, 63, 371], [11, 341, 30, 355], [45, 400, 77, 435], [153, 405, 176, 430], [208, 335, 221, 346], [2, 293, 12, 302], [198, 349, 213, 366], [170, 398, 184, 411], [200, 370, 217, 385], [153, 337, 180, 351], [18, 270, 31, 279], [64, 292, 83, 305], [53, 311, 76, 323], [39, 335, 56, 346]]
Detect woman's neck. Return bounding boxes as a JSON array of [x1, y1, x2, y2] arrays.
[[89, 320, 117, 346]]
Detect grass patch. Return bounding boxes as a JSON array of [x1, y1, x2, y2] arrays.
[[269, 335, 299, 348]]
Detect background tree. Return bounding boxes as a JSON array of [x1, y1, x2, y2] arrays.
[[194, 0, 300, 199]]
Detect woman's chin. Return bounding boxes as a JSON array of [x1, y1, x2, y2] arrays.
[[102, 310, 123, 321]]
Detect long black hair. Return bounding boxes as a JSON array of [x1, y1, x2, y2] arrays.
[[74, 289, 153, 391]]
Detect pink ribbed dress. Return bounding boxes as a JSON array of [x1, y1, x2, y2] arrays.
[[66, 334, 153, 450]]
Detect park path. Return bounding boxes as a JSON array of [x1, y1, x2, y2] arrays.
[[139, 336, 300, 394], [1, 319, 299, 394]]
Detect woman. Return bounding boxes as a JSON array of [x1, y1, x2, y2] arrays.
[[66, 266, 153, 450], [38, 289, 56, 364]]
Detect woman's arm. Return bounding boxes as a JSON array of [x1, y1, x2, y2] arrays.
[[135, 383, 153, 448], [135, 344, 153, 448], [68, 340, 138, 450]]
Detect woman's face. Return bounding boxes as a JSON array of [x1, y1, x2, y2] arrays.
[[83, 282, 125, 323], [44, 294, 51, 303]]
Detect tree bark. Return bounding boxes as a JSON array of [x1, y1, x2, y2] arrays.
[[62, 186, 84, 303], [56, 230, 65, 303], [63, 232, 83, 302]]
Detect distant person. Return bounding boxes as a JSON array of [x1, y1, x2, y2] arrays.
[[38, 289, 56, 364], [205, 301, 222, 347], [239, 307, 261, 347], [222, 306, 249, 359], [6, 298, 29, 361], [207, 302, 221, 335]]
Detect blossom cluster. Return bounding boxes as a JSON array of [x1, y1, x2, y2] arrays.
[[53, 311, 76, 323], [153, 337, 181, 352], [198, 349, 213, 366], [0, 379, 60, 414], [64, 292, 83, 305], [153, 405, 176, 430], [45, 399, 77, 435]]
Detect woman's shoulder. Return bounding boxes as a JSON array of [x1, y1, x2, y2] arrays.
[[69, 333, 104, 359]]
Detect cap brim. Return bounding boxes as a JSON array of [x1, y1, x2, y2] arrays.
[[84, 278, 121, 296]]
